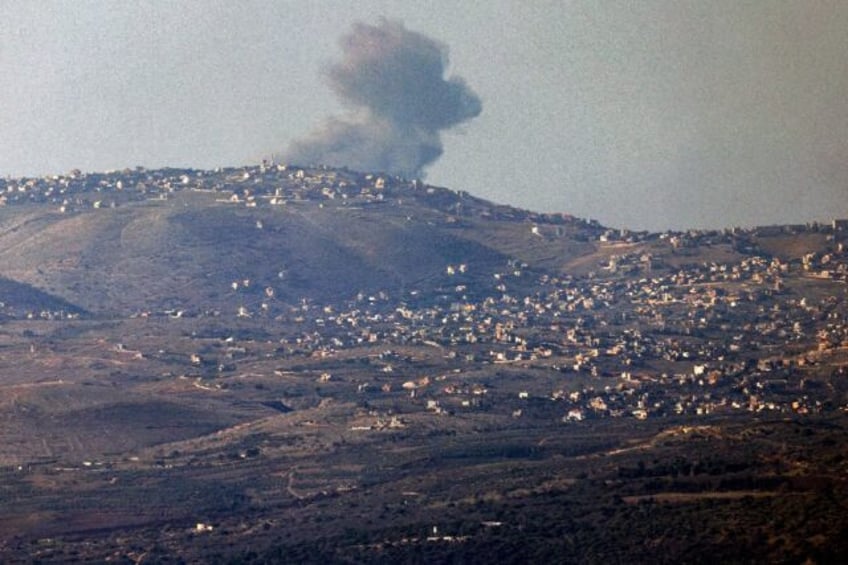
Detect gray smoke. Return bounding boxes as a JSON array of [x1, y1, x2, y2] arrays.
[[280, 19, 482, 178]]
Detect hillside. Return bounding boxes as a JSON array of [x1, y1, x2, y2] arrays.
[[0, 164, 847, 563], [0, 166, 598, 316], [1, 164, 843, 317]]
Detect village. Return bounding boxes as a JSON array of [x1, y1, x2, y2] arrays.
[[1, 165, 847, 431], [1, 164, 847, 563], [214, 235, 848, 427]]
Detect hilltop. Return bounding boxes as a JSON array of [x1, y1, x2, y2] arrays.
[[0, 165, 597, 316], [1, 163, 844, 317]]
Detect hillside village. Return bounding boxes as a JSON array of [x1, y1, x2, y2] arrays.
[[1, 164, 846, 428], [0, 163, 540, 221], [1, 164, 848, 562]]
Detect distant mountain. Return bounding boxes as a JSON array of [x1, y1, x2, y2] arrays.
[[0, 164, 843, 317]]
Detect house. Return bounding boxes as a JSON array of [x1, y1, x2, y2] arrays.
[[563, 408, 585, 422]]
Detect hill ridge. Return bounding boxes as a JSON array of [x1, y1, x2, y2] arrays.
[[0, 163, 845, 317]]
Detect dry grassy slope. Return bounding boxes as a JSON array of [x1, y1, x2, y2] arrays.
[[0, 380, 247, 466], [0, 277, 84, 314], [0, 176, 839, 316], [753, 232, 832, 261], [0, 190, 530, 315]]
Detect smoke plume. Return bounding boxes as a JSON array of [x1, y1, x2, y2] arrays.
[[281, 19, 482, 178]]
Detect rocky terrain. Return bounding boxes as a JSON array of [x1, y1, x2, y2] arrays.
[[0, 164, 846, 563]]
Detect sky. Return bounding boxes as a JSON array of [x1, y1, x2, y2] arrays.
[[2, 1, 847, 231]]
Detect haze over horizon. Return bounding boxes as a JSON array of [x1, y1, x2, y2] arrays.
[[2, 1, 847, 231]]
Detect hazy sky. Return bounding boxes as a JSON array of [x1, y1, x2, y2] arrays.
[[2, 1, 847, 231]]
